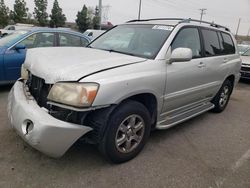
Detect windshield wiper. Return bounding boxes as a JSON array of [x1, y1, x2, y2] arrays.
[[104, 49, 136, 57]]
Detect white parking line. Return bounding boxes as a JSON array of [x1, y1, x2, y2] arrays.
[[214, 149, 250, 188], [231, 149, 250, 172]]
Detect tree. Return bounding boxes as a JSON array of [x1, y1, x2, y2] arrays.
[[0, 0, 9, 27], [34, 0, 48, 26], [13, 0, 29, 23], [75, 5, 91, 32], [92, 6, 100, 29], [49, 0, 66, 28]]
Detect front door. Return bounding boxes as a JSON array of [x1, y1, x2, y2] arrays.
[[4, 32, 55, 81], [162, 27, 207, 113]]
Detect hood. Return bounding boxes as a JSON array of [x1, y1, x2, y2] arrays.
[[24, 47, 147, 84], [241, 55, 250, 65]]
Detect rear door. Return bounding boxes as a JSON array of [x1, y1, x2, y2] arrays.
[[198, 28, 232, 97]]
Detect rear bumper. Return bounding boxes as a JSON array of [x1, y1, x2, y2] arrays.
[[7, 81, 92, 158]]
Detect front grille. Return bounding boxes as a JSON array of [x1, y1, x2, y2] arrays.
[[241, 66, 250, 72], [26, 74, 52, 108]]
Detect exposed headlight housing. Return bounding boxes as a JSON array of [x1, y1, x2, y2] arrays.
[[47, 82, 99, 108], [21, 65, 29, 80]]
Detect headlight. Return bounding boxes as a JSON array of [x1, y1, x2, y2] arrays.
[[47, 82, 99, 108], [21, 65, 29, 80]]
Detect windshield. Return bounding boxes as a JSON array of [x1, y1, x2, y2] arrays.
[[89, 24, 173, 59], [242, 49, 250, 56], [0, 31, 27, 47]]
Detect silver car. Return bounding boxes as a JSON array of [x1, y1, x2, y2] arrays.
[[8, 18, 241, 163], [240, 49, 250, 79]]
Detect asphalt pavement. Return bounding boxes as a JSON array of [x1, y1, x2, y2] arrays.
[[0, 81, 250, 188]]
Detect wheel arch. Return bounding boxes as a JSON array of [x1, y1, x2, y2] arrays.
[[225, 74, 235, 92], [117, 93, 158, 129]]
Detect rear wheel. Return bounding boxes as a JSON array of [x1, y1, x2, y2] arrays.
[[211, 79, 233, 113], [99, 100, 151, 163]]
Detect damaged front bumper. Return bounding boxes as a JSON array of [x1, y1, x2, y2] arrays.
[[7, 81, 93, 158]]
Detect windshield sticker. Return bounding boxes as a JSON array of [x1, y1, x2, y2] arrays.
[[152, 25, 173, 31]]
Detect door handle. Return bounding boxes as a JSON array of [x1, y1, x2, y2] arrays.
[[223, 58, 228, 63], [198, 62, 206, 68]]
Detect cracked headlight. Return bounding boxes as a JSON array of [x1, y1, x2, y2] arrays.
[[47, 82, 99, 108], [21, 65, 29, 80]]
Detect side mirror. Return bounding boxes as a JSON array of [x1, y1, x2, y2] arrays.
[[169, 48, 192, 63], [15, 44, 26, 51]]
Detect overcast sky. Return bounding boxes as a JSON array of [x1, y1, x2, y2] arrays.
[[5, 0, 250, 35]]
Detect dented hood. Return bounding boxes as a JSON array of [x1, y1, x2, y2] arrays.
[[24, 47, 146, 84]]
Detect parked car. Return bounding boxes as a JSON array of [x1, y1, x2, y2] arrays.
[[83, 29, 106, 40], [0, 28, 90, 85], [240, 48, 250, 79], [237, 44, 250, 55], [0, 23, 35, 37], [8, 18, 241, 163]]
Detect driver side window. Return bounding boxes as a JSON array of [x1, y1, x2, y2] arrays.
[[19, 33, 55, 49], [172, 28, 202, 58]]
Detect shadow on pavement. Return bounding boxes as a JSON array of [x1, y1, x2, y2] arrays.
[[239, 79, 250, 84], [0, 84, 13, 92]]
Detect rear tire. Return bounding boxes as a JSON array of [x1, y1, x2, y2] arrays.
[[211, 79, 233, 113], [99, 100, 151, 163]]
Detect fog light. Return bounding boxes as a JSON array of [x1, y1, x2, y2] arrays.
[[22, 120, 34, 135]]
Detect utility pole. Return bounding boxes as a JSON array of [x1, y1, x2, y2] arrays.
[[138, 0, 142, 20], [199, 8, 207, 22], [99, 0, 102, 30], [247, 26, 250, 37], [235, 18, 241, 38]]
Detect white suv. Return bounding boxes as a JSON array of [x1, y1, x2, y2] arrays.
[[8, 18, 241, 163]]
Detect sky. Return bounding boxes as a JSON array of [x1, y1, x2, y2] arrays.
[[5, 0, 250, 35]]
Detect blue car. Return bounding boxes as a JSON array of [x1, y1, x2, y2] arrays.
[[0, 28, 91, 85]]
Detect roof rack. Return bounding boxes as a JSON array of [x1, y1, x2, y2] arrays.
[[127, 18, 230, 32], [127, 18, 185, 23]]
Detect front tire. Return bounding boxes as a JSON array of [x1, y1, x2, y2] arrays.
[[211, 79, 233, 113], [99, 100, 151, 163]]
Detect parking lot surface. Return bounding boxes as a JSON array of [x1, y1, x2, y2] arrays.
[[0, 81, 250, 188]]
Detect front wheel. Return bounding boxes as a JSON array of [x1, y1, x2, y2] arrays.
[[99, 100, 151, 163], [211, 79, 233, 113]]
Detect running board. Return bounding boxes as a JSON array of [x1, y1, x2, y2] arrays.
[[156, 102, 215, 130]]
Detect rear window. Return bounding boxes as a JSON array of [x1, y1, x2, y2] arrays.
[[221, 32, 235, 54], [201, 29, 221, 56]]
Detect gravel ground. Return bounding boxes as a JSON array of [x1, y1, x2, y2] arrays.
[[0, 81, 249, 188]]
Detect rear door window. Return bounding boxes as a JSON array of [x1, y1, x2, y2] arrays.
[[81, 37, 89, 47], [201, 29, 221, 56], [59, 33, 81, 47], [221, 32, 235, 54], [172, 27, 202, 58]]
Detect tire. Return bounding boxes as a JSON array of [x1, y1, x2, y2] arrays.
[[211, 79, 233, 113], [99, 100, 151, 163]]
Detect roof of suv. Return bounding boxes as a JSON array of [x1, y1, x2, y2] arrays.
[[126, 18, 231, 33]]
